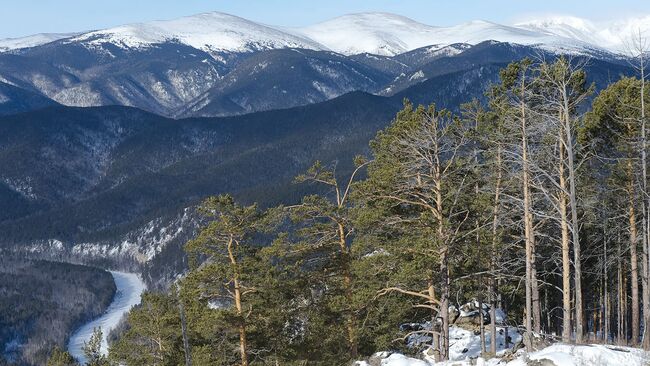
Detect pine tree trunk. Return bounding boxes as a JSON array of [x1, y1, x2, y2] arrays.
[[642, 211, 650, 349], [639, 55, 650, 350], [435, 163, 450, 361], [560, 95, 583, 343], [490, 295, 497, 354], [521, 91, 536, 348], [618, 248, 625, 344], [628, 163, 640, 345], [176, 284, 192, 366], [440, 247, 450, 360], [338, 222, 358, 359], [227, 236, 248, 366], [531, 243, 541, 334], [489, 145, 502, 355], [559, 140, 572, 342], [478, 297, 486, 356], [604, 227, 610, 343], [605, 279, 610, 342], [625, 264, 630, 342], [428, 281, 441, 362]]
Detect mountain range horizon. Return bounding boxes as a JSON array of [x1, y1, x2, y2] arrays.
[[1, 10, 649, 56]]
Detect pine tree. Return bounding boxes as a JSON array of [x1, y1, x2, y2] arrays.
[[83, 327, 108, 366], [291, 158, 369, 359], [184, 194, 273, 366], [470, 90, 513, 354], [260, 158, 372, 363], [498, 60, 541, 346], [356, 101, 473, 361], [536, 57, 593, 343], [109, 292, 183, 366], [47, 347, 78, 366], [583, 76, 649, 344]]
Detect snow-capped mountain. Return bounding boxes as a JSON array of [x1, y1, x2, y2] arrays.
[[516, 15, 650, 53], [0, 11, 645, 118], [294, 12, 648, 55], [0, 32, 81, 52], [288, 13, 440, 56], [289, 13, 598, 56], [1, 12, 648, 57], [70, 12, 323, 55]]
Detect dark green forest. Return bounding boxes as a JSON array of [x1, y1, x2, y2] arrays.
[[0, 256, 115, 366], [75, 56, 650, 365]]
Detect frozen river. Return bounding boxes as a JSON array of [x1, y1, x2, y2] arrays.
[[67, 271, 146, 364]]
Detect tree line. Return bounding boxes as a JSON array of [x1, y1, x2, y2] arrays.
[[52, 48, 650, 366], [0, 257, 115, 366]]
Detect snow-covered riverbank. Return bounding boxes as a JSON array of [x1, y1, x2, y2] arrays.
[[67, 271, 145, 364]]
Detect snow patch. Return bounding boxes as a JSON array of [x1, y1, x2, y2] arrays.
[[507, 344, 650, 366], [2, 177, 37, 200], [358, 336, 650, 366], [409, 70, 425, 81]]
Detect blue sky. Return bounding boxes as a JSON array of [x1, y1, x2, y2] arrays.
[[1, 0, 648, 38]]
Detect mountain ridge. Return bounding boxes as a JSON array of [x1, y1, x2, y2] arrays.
[[1, 11, 647, 56]]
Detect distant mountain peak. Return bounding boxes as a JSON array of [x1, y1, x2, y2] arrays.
[[1, 11, 647, 56], [69, 11, 323, 53], [515, 14, 650, 52], [0, 32, 82, 52], [515, 15, 596, 31]]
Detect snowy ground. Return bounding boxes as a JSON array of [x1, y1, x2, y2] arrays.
[[505, 344, 650, 366], [358, 326, 650, 366], [67, 271, 146, 364]]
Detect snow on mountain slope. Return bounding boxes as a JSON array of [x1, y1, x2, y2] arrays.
[[18, 11, 643, 58], [0, 32, 81, 52], [287, 13, 443, 56], [516, 15, 650, 53], [290, 12, 603, 56], [71, 12, 323, 54]]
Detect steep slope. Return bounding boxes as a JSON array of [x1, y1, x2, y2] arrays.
[[0, 42, 227, 115], [0, 93, 398, 261], [381, 41, 626, 96], [381, 42, 543, 95], [178, 48, 393, 117], [0, 51, 634, 281], [0, 42, 393, 118], [348, 43, 472, 77], [0, 81, 59, 115]]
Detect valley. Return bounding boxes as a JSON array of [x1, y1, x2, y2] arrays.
[[0, 257, 116, 365]]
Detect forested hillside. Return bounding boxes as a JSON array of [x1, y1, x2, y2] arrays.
[[97, 53, 650, 365], [0, 44, 636, 291], [0, 256, 115, 366]]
